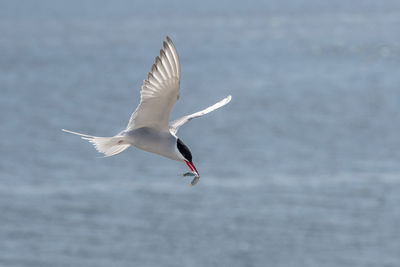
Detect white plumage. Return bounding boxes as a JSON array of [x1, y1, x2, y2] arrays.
[[127, 37, 181, 131], [63, 36, 231, 185]]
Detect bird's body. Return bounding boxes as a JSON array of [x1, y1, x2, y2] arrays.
[[121, 127, 183, 162], [63, 37, 231, 186]]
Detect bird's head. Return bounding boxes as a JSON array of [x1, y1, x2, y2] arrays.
[[177, 138, 192, 163]]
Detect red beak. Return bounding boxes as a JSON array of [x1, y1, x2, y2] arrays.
[[185, 160, 199, 176]]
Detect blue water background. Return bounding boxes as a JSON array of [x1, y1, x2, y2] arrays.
[[1, 1, 400, 266]]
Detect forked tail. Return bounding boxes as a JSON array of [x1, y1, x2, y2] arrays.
[[62, 129, 130, 157]]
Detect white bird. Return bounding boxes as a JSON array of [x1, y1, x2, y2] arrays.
[[63, 37, 231, 186]]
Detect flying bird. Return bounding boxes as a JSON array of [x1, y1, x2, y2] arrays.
[[63, 37, 231, 186]]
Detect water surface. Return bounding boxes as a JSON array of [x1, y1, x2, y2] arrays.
[[1, 1, 400, 266]]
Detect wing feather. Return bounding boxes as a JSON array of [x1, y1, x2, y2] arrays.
[[166, 36, 180, 78], [151, 64, 163, 82], [155, 56, 168, 80], [126, 37, 181, 131], [160, 49, 173, 77], [169, 95, 232, 135], [163, 41, 177, 76]]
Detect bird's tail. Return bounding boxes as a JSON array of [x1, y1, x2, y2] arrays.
[[62, 129, 131, 157]]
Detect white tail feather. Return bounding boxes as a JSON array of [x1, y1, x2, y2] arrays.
[[62, 129, 130, 157]]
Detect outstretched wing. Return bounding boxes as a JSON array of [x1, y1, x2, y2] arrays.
[[169, 95, 232, 135], [126, 36, 181, 131]]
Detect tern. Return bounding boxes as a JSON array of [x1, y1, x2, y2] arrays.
[[63, 37, 231, 186]]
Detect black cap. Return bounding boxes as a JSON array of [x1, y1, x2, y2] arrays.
[[177, 138, 192, 163]]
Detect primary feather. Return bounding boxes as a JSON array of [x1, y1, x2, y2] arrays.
[[126, 36, 181, 131], [169, 95, 232, 135]]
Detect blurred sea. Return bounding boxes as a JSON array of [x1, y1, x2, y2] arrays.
[[1, 0, 400, 266]]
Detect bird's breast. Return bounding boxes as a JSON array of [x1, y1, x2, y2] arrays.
[[123, 127, 182, 161]]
